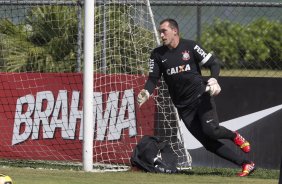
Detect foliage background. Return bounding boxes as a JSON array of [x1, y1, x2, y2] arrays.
[[201, 18, 282, 70], [0, 4, 281, 75]]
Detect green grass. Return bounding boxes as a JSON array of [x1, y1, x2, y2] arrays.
[[0, 166, 279, 184], [202, 69, 282, 78]]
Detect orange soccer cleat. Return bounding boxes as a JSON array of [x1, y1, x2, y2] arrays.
[[237, 162, 256, 177], [234, 132, 251, 153]]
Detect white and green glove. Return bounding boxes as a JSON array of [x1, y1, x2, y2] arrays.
[[205, 78, 221, 96], [137, 89, 150, 107]]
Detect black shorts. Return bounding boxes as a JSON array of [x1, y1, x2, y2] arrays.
[[178, 92, 219, 128], [177, 92, 233, 143]]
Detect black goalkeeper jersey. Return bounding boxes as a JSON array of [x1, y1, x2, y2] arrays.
[[144, 39, 219, 108]]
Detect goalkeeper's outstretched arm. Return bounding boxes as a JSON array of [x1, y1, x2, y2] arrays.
[[137, 51, 161, 107]]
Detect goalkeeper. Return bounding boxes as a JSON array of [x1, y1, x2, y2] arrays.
[[137, 18, 255, 177]]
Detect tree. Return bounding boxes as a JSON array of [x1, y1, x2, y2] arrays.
[[200, 18, 282, 69], [0, 6, 78, 72], [94, 4, 155, 74], [0, 5, 155, 74]]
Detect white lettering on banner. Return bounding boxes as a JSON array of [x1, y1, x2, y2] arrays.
[[70, 91, 83, 140], [12, 94, 35, 145], [32, 91, 56, 140], [12, 89, 137, 145], [108, 89, 136, 140], [194, 45, 207, 58]]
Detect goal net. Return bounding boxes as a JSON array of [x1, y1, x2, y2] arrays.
[[0, 0, 191, 171]]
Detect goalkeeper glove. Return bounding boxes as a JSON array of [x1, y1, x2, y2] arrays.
[[137, 89, 150, 107], [206, 78, 221, 96]]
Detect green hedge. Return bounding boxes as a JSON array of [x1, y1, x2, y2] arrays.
[[200, 18, 282, 70]]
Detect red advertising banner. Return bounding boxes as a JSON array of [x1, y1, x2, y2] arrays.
[[0, 73, 155, 164]]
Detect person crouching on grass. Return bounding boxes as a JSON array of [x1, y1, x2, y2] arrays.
[[137, 18, 255, 177]]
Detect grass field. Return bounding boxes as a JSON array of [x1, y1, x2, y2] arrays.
[[0, 166, 279, 184], [202, 69, 282, 78]]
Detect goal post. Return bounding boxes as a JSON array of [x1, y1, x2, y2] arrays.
[[83, 0, 95, 172], [0, 0, 192, 171]]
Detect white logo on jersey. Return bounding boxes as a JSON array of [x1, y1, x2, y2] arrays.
[[182, 50, 190, 61], [166, 64, 191, 75], [206, 119, 213, 123], [162, 59, 167, 63], [194, 45, 207, 58], [149, 59, 154, 72]]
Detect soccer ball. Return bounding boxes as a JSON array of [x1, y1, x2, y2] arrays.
[[0, 174, 13, 184]]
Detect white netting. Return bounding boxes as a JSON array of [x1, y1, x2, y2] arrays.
[[93, 0, 192, 169], [0, 0, 191, 170]]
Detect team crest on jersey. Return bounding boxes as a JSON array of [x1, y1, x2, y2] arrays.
[[182, 50, 190, 61]]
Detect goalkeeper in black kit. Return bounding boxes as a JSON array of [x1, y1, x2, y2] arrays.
[[137, 18, 255, 176]]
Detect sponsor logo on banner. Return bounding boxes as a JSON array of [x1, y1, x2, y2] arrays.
[[0, 73, 155, 162], [12, 89, 137, 145]]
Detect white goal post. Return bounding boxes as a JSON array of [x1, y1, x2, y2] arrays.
[[83, 0, 95, 172], [0, 0, 191, 172]]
